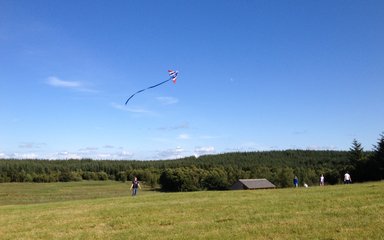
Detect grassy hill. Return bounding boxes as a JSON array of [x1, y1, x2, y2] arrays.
[[0, 181, 383, 239]]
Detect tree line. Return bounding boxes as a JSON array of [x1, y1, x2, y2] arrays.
[[1, 133, 383, 191]]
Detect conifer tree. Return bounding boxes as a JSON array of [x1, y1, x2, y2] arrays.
[[372, 133, 384, 179], [348, 139, 365, 181], [349, 139, 364, 164]]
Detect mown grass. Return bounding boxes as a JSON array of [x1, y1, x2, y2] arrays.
[[0, 181, 383, 239], [0, 181, 149, 205]]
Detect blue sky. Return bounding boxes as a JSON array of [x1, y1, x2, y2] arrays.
[[1, 0, 383, 160]]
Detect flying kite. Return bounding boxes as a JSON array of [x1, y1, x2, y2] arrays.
[[125, 70, 179, 105]]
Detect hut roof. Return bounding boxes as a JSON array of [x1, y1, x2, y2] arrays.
[[234, 179, 276, 189]]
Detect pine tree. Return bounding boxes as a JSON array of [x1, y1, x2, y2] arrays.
[[372, 133, 384, 179], [348, 139, 366, 182], [349, 139, 364, 165]]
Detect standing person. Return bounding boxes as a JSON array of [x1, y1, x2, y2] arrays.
[[344, 172, 352, 184], [320, 174, 325, 186], [130, 176, 141, 196], [293, 176, 299, 188]]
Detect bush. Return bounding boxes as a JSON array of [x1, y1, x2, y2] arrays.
[[159, 168, 203, 192], [97, 171, 108, 181]]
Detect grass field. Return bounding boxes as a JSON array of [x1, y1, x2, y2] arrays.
[[0, 181, 383, 240]]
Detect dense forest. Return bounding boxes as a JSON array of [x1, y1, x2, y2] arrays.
[[1, 133, 383, 191]]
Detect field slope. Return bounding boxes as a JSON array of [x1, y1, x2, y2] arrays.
[[0, 181, 383, 239]]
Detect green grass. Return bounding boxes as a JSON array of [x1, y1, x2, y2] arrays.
[[0, 181, 383, 239], [0, 181, 150, 205]]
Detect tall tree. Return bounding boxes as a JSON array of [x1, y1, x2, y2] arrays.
[[372, 133, 384, 179], [348, 139, 364, 179], [349, 139, 364, 164]]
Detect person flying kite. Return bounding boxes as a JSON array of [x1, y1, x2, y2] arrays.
[[125, 70, 179, 104]]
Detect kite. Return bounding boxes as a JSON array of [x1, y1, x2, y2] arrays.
[[125, 70, 179, 105]]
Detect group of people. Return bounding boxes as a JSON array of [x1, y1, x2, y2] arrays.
[[293, 172, 352, 187], [131, 173, 353, 196]]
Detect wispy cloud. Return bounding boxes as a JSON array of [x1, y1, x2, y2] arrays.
[[3, 144, 215, 160], [225, 142, 273, 152], [157, 122, 189, 131], [2, 149, 136, 160], [56, 151, 82, 159], [305, 145, 338, 151], [9, 152, 39, 159], [114, 151, 134, 159], [111, 102, 153, 114], [47, 76, 81, 88], [103, 145, 115, 149], [178, 134, 190, 140], [91, 151, 134, 160], [78, 147, 99, 152], [194, 146, 215, 157], [154, 146, 185, 159], [18, 142, 45, 149], [46, 76, 97, 92], [156, 96, 179, 105]]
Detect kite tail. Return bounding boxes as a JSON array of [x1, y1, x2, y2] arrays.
[[125, 77, 172, 105]]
